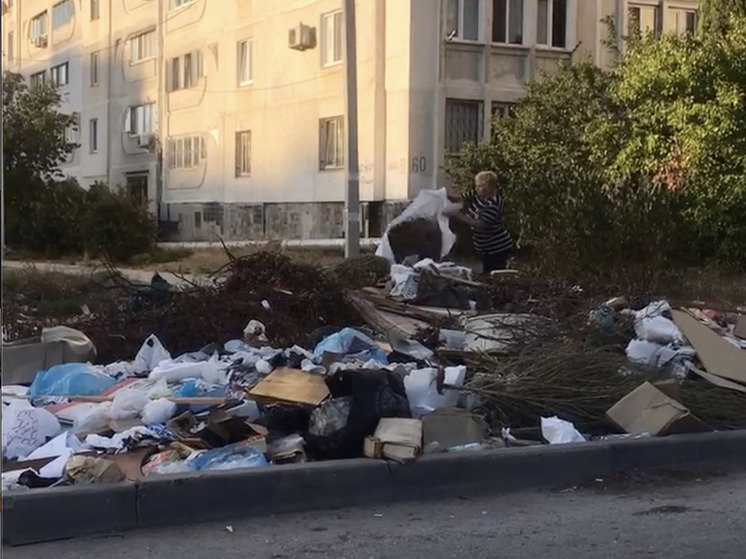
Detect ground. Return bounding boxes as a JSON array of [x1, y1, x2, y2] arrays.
[[4, 469, 744, 558]]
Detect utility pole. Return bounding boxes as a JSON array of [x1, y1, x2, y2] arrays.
[[343, 0, 360, 258]]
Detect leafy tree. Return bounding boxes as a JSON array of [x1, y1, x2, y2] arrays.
[[699, 0, 746, 37]]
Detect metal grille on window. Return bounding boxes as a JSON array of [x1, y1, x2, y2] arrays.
[[445, 100, 484, 154]]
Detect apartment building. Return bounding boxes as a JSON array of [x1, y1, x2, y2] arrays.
[[1, 0, 699, 242]]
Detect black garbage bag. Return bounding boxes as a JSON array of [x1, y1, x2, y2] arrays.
[[305, 369, 411, 460]]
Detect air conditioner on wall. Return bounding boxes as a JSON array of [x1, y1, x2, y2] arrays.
[[34, 36, 48, 48], [137, 134, 153, 148], [288, 24, 315, 51]]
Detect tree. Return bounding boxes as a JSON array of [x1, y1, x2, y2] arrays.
[[699, 0, 746, 37]]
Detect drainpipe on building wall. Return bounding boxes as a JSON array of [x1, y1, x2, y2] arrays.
[[155, 0, 165, 221], [343, 0, 361, 258], [105, 7, 113, 188]]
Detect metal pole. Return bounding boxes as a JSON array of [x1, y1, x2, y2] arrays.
[[1, 68, 5, 259], [343, 0, 361, 258]]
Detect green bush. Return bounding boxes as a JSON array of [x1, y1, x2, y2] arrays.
[[82, 183, 157, 263]]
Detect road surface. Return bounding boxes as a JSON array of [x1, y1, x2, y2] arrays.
[[5, 469, 745, 558]]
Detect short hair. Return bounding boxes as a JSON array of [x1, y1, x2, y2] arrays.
[[475, 170, 498, 187]]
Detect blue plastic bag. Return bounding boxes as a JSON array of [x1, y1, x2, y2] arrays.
[[29, 363, 117, 398], [312, 328, 389, 363], [187, 442, 268, 472]]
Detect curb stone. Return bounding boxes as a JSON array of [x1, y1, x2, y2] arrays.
[[4, 430, 746, 546]]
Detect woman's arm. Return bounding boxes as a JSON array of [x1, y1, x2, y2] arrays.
[[450, 211, 485, 230]]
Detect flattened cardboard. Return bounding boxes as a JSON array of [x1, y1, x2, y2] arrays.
[[248, 367, 330, 406], [606, 381, 710, 436], [374, 418, 423, 463], [422, 408, 488, 449], [690, 366, 746, 394], [672, 310, 746, 384]]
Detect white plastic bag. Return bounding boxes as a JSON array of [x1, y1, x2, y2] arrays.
[[133, 335, 172, 374], [541, 416, 586, 444], [109, 389, 150, 420], [376, 188, 457, 264], [72, 402, 113, 434], [2, 404, 62, 460], [404, 366, 467, 418], [635, 316, 682, 344], [141, 398, 177, 426]]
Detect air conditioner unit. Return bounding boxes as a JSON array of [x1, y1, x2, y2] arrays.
[[137, 134, 154, 148], [33, 36, 48, 48], [288, 24, 315, 51]]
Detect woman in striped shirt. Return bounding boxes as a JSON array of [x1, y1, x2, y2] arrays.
[[446, 171, 512, 274]]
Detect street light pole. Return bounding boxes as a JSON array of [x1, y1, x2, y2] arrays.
[[343, 0, 360, 258]]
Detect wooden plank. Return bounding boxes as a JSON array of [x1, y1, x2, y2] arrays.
[[248, 367, 329, 406], [672, 310, 746, 385]]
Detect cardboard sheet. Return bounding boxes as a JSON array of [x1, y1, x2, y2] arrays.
[[690, 367, 746, 394], [672, 310, 746, 384], [248, 367, 330, 406]]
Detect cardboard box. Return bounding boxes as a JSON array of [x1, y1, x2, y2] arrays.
[[607, 381, 710, 436]]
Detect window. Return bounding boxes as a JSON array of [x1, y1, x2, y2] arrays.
[[168, 135, 207, 169], [673, 9, 698, 35], [321, 11, 343, 66], [491, 101, 516, 120], [237, 39, 253, 85], [52, 0, 74, 29], [31, 12, 49, 42], [628, 4, 661, 36], [492, 0, 523, 44], [446, 0, 481, 42], [89, 119, 99, 153], [168, 51, 203, 92], [125, 104, 155, 136], [64, 118, 79, 145], [445, 99, 484, 154], [130, 30, 155, 63], [91, 52, 99, 86], [30, 71, 47, 88], [50, 62, 69, 86], [536, 0, 566, 48], [7, 31, 14, 61], [235, 131, 252, 176], [91, 0, 100, 21], [319, 116, 344, 170], [170, 0, 198, 10]]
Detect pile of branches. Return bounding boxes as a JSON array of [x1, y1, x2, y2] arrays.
[[64, 250, 363, 364], [466, 338, 662, 431]]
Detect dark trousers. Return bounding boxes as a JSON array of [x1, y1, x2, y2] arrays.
[[482, 250, 510, 274]]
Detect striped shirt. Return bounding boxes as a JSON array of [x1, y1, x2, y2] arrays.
[[464, 191, 512, 255]]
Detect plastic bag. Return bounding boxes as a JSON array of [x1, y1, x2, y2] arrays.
[[404, 366, 466, 418], [187, 442, 268, 472], [29, 362, 116, 398], [133, 335, 172, 374], [635, 316, 682, 344], [72, 402, 113, 434], [109, 389, 150, 420], [2, 404, 61, 460], [376, 188, 457, 264], [541, 416, 586, 444], [149, 354, 227, 384], [312, 328, 388, 363], [141, 398, 177, 425]]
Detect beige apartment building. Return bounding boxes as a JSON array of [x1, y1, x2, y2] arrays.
[[1, 0, 699, 241]]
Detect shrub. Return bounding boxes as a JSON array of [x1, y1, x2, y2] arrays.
[[82, 183, 157, 263]]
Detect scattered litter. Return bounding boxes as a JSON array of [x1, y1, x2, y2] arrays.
[[541, 416, 586, 445]]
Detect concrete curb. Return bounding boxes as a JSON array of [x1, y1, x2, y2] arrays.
[[4, 430, 746, 546]]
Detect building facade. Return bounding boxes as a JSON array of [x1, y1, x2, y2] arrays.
[[1, 0, 699, 241]]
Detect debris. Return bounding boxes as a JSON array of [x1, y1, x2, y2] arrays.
[[64, 455, 124, 485], [249, 368, 330, 407], [373, 418, 423, 463], [541, 416, 586, 444], [422, 408, 489, 450]]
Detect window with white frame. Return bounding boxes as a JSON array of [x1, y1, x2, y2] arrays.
[[628, 3, 661, 36], [235, 131, 252, 176], [167, 50, 203, 92], [125, 104, 155, 136], [237, 39, 253, 85], [91, 0, 100, 21], [89, 118, 99, 153], [30, 71, 47, 88], [31, 11, 49, 42], [168, 135, 206, 169], [170, 0, 198, 11], [321, 11, 343, 66], [446, 0, 481, 42], [536, 0, 567, 48], [91, 52, 99, 86], [672, 8, 698, 35], [130, 30, 155, 63], [8, 31, 14, 61], [319, 116, 344, 170], [50, 62, 69, 86], [52, 0, 74, 29], [445, 99, 484, 154], [492, 0, 523, 44]]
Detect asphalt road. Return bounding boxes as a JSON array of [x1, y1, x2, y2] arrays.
[[5, 469, 745, 559]]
